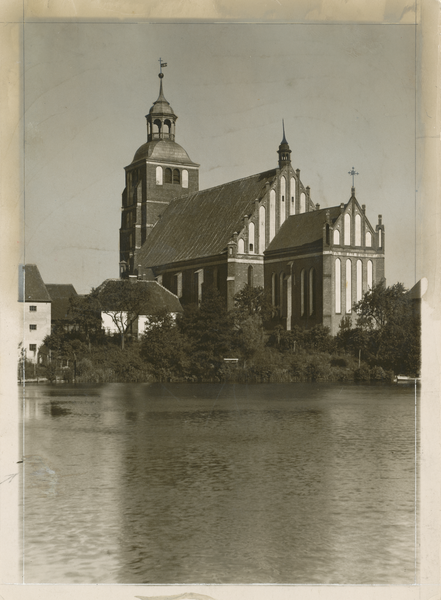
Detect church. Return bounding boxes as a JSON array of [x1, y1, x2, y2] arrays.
[[119, 69, 385, 335]]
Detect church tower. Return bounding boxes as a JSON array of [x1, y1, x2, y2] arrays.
[[120, 64, 200, 277]]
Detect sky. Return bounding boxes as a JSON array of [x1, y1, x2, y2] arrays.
[[23, 22, 416, 294]]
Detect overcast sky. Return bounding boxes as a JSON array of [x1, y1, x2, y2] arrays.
[[23, 22, 416, 294]]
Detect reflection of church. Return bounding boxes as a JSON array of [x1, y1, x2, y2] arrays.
[[119, 70, 385, 334]]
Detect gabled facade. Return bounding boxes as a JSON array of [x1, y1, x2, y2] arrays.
[[264, 189, 385, 334], [19, 265, 52, 362]]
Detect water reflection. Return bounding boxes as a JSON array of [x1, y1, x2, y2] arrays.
[[23, 382, 418, 584]]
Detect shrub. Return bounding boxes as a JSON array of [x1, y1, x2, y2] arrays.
[[354, 365, 371, 381]]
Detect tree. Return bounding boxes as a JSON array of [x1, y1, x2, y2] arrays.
[[233, 284, 273, 321], [141, 312, 190, 380], [93, 280, 152, 350], [353, 281, 420, 375], [178, 287, 237, 377], [68, 294, 102, 349]]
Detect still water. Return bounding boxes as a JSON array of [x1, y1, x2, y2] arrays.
[[23, 382, 418, 584]]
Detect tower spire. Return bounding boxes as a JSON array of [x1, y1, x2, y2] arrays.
[[146, 60, 177, 142], [278, 119, 291, 168]]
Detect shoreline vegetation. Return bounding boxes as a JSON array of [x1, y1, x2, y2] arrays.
[[19, 282, 420, 386]]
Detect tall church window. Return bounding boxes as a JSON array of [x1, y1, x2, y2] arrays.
[[270, 190, 276, 241], [182, 170, 188, 188], [367, 260, 373, 289], [378, 229, 382, 247], [366, 231, 372, 247], [248, 222, 255, 253], [248, 265, 254, 287], [345, 259, 352, 313], [259, 206, 266, 253], [300, 269, 306, 316], [271, 273, 277, 306], [176, 272, 183, 298], [238, 238, 245, 254], [280, 177, 286, 226], [286, 273, 292, 330], [344, 213, 351, 245], [165, 168, 172, 183], [356, 260, 362, 302], [195, 269, 204, 306], [290, 177, 296, 215], [156, 166, 163, 185], [355, 213, 361, 246], [309, 268, 315, 316], [333, 229, 340, 245], [335, 259, 341, 313], [279, 274, 285, 317], [300, 192, 306, 214], [173, 169, 180, 184]]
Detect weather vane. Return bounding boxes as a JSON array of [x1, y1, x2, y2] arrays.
[[158, 58, 167, 78], [348, 167, 359, 187]]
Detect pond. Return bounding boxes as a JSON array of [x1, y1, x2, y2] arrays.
[[22, 381, 418, 584]]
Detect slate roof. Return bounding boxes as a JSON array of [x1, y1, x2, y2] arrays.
[[94, 279, 183, 314], [137, 169, 278, 267], [19, 264, 51, 302], [46, 284, 78, 321], [265, 206, 343, 254], [132, 139, 199, 166]]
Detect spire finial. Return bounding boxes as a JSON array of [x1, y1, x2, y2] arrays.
[[158, 58, 167, 79], [348, 166, 359, 188], [282, 119, 287, 144]]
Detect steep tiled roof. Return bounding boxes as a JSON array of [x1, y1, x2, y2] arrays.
[[94, 279, 182, 314], [138, 169, 277, 267], [46, 284, 78, 321], [19, 264, 51, 302], [266, 206, 342, 254]]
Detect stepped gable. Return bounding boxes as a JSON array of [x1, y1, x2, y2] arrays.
[[94, 279, 182, 314], [137, 168, 277, 267], [265, 206, 342, 254], [46, 284, 78, 321], [19, 264, 51, 302]]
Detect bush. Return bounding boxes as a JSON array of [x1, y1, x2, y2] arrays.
[[354, 365, 371, 381]]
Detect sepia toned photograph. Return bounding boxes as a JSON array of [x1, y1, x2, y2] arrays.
[[2, 3, 439, 596]]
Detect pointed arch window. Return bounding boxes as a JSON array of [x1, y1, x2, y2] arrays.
[[300, 192, 306, 214], [309, 268, 315, 316], [300, 269, 306, 316], [290, 177, 296, 215], [182, 169, 188, 188], [165, 168, 172, 184], [355, 213, 361, 246], [248, 222, 255, 253], [238, 238, 245, 254], [173, 169, 180, 184], [280, 177, 286, 226], [270, 190, 276, 241], [333, 229, 340, 245], [248, 265, 254, 287], [367, 260, 373, 289], [335, 259, 341, 313], [356, 260, 362, 302], [366, 231, 372, 247], [344, 213, 351, 245], [345, 259, 352, 313], [259, 206, 266, 253], [156, 166, 163, 185]]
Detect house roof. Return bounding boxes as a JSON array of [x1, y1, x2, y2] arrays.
[[137, 168, 278, 267], [265, 206, 343, 254], [94, 279, 183, 314], [19, 264, 51, 302], [46, 284, 78, 321]]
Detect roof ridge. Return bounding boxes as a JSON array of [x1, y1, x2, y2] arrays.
[[170, 168, 278, 203]]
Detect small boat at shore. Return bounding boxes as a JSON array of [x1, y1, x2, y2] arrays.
[[395, 374, 421, 384]]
